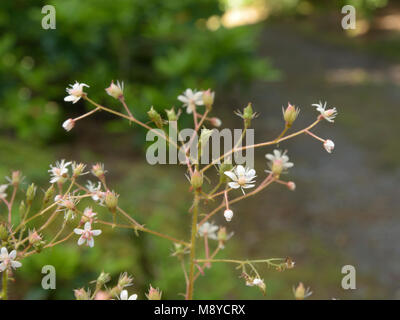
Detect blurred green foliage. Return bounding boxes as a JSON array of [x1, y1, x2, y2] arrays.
[[0, 0, 278, 142]]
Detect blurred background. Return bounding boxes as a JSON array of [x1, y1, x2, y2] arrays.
[[1, 0, 399, 299]]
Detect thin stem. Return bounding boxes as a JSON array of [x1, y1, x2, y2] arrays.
[[200, 119, 321, 173], [187, 191, 200, 300], [1, 270, 7, 300]]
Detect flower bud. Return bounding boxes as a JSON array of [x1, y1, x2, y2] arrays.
[[91, 163, 105, 179], [209, 117, 221, 127], [0, 223, 8, 241], [105, 80, 124, 100], [202, 89, 215, 111], [105, 190, 119, 212], [118, 272, 134, 288], [43, 185, 55, 205], [62, 119, 75, 132], [94, 291, 110, 300], [243, 103, 254, 127], [190, 170, 203, 190], [74, 288, 90, 300], [147, 106, 164, 129], [287, 181, 296, 191], [64, 209, 76, 221], [294, 282, 306, 300], [26, 183, 37, 205], [146, 285, 162, 300], [282, 103, 300, 127], [10, 171, 22, 187], [72, 162, 86, 178], [223, 209, 233, 222], [28, 229, 42, 245], [97, 271, 111, 287], [165, 108, 177, 121], [323, 139, 334, 153]]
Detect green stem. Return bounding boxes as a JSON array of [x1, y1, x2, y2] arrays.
[[187, 192, 200, 300], [2, 270, 8, 300]]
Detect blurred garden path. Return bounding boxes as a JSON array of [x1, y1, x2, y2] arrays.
[[233, 22, 400, 298]]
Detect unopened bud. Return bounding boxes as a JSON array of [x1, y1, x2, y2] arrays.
[[323, 139, 335, 153], [105, 80, 124, 100], [10, 171, 22, 187], [97, 271, 111, 287], [28, 229, 42, 245], [190, 170, 203, 190], [118, 272, 134, 288], [62, 119, 75, 132], [243, 103, 254, 127], [202, 89, 215, 111], [0, 223, 8, 241], [91, 163, 106, 180], [282, 103, 300, 127], [223, 209, 233, 222], [209, 117, 221, 127], [72, 162, 86, 178], [147, 106, 163, 129], [26, 183, 37, 205], [165, 108, 177, 121], [19, 201, 26, 216], [43, 185, 55, 205], [74, 288, 90, 300], [146, 285, 162, 300], [105, 190, 119, 212], [287, 181, 296, 191]]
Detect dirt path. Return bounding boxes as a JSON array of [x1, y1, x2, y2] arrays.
[[234, 22, 400, 298]]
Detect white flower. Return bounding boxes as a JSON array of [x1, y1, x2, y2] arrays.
[[62, 119, 75, 131], [64, 82, 89, 104], [0, 247, 22, 272], [312, 101, 337, 123], [74, 222, 102, 248], [48, 160, 71, 184], [197, 222, 219, 239], [119, 289, 137, 300], [265, 150, 293, 176], [86, 181, 105, 204], [177, 89, 204, 114], [105, 80, 124, 100], [223, 209, 233, 222], [323, 139, 335, 153], [0, 184, 8, 199], [224, 165, 256, 194]]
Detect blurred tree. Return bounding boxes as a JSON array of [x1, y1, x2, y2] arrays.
[[0, 0, 279, 142]]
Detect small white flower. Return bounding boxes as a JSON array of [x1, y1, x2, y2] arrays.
[[105, 80, 124, 100], [62, 119, 75, 131], [252, 278, 264, 286], [197, 222, 219, 239], [86, 181, 105, 204], [49, 160, 71, 184], [74, 222, 102, 248], [0, 247, 22, 272], [0, 184, 8, 199], [312, 101, 337, 123], [223, 209, 233, 222], [265, 150, 293, 176], [224, 165, 256, 194], [64, 82, 89, 104], [177, 89, 204, 114], [323, 139, 335, 153], [120, 289, 137, 300]]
